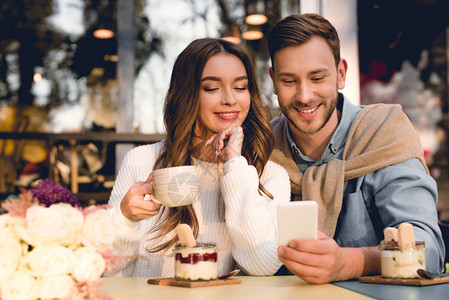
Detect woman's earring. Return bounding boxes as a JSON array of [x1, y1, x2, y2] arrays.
[[194, 121, 202, 137]]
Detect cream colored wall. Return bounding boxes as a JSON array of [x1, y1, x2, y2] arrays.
[[300, 0, 360, 105]]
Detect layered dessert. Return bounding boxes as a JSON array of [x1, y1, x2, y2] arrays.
[[173, 242, 218, 281], [379, 240, 426, 278]]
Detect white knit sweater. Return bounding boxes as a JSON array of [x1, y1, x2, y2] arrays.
[[105, 141, 290, 277]]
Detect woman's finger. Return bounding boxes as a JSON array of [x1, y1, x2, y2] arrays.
[[206, 134, 217, 145], [144, 194, 162, 208], [145, 173, 152, 183], [130, 181, 154, 196], [123, 195, 161, 221]]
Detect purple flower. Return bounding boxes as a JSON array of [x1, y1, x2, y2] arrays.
[[30, 180, 81, 208]]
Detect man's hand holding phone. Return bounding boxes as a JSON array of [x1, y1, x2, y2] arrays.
[[277, 201, 369, 284]]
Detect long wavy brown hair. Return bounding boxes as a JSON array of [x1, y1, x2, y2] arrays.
[[148, 38, 275, 252]]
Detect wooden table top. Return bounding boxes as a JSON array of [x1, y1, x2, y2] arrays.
[[101, 276, 372, 300]]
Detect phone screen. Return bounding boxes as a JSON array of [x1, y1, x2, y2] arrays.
[[277, 201, 318, 246]]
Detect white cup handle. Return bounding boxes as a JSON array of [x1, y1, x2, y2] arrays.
[[143, 194, 161, 205]]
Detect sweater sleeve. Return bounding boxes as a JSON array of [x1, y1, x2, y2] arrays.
[[104, 144, 161, 277], [220, 157, 290, 275]]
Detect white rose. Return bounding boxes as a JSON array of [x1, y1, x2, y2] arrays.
[[39, 274, 74, 300], [1, 271, 40, 300], [0, 234, 23, 281], [15, 205, 77, 246], [73, 247, 106, 282], [0, 213, 24, 239], [24, 245, 75, 277], [81, 208, 115, 251], [48, 203, 84, 245]]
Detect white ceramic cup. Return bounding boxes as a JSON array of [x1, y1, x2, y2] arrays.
[[149, 165, 199, 207]]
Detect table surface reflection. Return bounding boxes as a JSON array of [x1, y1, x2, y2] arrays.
[[101, 276, 372, 300]]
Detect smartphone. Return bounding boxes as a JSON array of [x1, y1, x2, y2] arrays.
[[277, 201, 318, 246]]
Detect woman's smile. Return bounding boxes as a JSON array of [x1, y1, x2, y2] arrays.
[[215, 111, 240, 120]]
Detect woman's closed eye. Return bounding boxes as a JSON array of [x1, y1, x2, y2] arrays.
[[234, 86, 247, 91], [204, 87, 218, 92]]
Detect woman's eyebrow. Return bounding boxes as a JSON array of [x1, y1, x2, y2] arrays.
[[234, 76, 248, 81], [201, 75, 248, 82], [201, 76, 220, 82]]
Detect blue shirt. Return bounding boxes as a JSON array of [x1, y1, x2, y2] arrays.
[[286, 93, 445, 273]]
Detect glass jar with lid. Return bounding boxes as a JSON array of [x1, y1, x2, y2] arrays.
[[379, 240, 426, 278], [173, 242, 218, 281]]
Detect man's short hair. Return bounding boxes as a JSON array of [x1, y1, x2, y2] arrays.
[[267, 13, 341, 69]]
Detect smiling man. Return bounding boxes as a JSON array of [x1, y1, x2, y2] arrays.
[[267, 13, 445, 284]]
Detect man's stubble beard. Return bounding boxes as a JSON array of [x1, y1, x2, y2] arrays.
[[280, 93, 338, 135]]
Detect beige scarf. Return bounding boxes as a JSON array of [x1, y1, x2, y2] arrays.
[[270, 103, 428, 237]]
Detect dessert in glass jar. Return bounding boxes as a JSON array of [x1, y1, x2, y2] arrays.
[[379, 240, 426, 278], [173, 242, 218, 281]]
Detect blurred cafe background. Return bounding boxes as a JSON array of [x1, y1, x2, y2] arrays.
[[1, 0, 449, 221]]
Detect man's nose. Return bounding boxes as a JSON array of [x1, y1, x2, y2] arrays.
[[295, 83, 313, 103]]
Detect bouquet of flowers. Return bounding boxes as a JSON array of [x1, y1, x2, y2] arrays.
[[0, 180, 116, 300]]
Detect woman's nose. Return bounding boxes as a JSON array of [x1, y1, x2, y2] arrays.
[[221, 88, 237, 105]]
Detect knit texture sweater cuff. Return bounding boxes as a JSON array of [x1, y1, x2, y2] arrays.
[[112, 204, 140, 232], [223, 156, 248, 174]]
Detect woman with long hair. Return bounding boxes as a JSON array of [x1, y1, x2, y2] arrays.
[[106, 38, 290, 277]]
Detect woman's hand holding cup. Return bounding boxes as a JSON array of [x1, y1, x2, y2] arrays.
[[120, 173, 162, 222]]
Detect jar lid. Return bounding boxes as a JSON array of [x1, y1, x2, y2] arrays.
[[173, 242, 216, 250], [379, 240, 425, 251]]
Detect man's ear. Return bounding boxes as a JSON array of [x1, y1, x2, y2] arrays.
[[337, 59, 348, 90], [269, 67, 278, 95]]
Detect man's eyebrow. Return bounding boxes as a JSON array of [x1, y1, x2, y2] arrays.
[[277, 72, 296, 77], [277, 68, 330, 77], [310, 67, 330, 75]]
